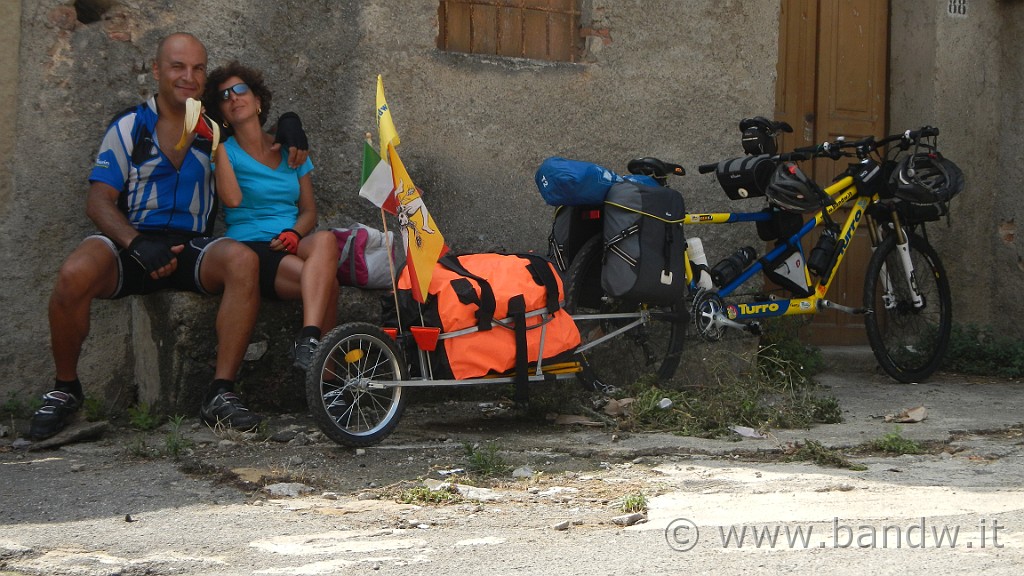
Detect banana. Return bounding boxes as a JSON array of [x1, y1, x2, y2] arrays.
[[174, 98, 220, 155]]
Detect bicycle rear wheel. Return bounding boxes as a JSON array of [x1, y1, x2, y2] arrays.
[[863, 231, 952, 382], [305, 322, 409, 447], [563, 235, 687, 391]]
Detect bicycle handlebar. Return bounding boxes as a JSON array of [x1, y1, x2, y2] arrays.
[[687, 126, 938, 178]]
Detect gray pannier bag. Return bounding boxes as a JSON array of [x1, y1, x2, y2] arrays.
[[601, 181, 687, 305]]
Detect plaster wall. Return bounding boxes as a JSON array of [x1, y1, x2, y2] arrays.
[[890, 0, 1022, 338], [1, 1, 779, 406]]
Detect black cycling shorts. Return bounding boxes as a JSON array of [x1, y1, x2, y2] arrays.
[[242, 241, 289, 300], [89, 233, 226, 298]]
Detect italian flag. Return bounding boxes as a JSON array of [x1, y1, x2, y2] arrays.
[[359, 142, 398, 214]]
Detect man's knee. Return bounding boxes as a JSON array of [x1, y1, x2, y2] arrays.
[[209, 240, 259, 289], [53, 246, 116, 302]]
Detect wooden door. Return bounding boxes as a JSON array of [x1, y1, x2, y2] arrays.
[[774, 0, 889, 344]]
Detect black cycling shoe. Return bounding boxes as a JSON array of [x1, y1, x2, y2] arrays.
[[200, 392, 262, 431], [29, 390, 82, 440], [291, 336, 320, 372]]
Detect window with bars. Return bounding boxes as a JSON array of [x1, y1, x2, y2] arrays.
[[437, 0, 582, 63]]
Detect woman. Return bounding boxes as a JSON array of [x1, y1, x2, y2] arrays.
[[202, 62, 338, 372]]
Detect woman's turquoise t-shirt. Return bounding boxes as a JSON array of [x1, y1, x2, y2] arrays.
[[220, 136, 314, 241]]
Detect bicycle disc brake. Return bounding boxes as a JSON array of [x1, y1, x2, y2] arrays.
[[692, 289, 727, 342]]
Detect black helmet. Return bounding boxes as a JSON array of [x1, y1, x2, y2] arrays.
[[766, 162, 826, 213], [739, 116, 793, 155], [889, 152, 965, 204]]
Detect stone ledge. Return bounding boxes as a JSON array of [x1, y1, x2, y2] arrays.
[[130, 288, 385, 415]]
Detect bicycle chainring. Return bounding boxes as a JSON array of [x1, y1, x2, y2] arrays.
[[692, 289, 727, 342]]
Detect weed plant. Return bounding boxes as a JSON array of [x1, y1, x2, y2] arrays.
[[127, 435, 158, 458], [620, 491, 648, 513], [622, 341, 840, 438], [83, 397, 107, 422], [943, 324, 1024, 378], [463, 441, 512, 477], [788, 439, 866, 471], [164, 415, 193, 460], [396, 484, 463, 505], [868, 427, 923, 455], [1, 392, 33, 420], [127, 403, 162, 431]]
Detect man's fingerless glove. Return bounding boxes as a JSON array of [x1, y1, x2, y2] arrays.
[[277, 229, 301, 254], [128, 236, 174, 273], [274, 112, 309, 151]]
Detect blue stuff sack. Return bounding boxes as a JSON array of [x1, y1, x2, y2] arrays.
[[535, 157, 623, 206], [622, 174, 660, 187]]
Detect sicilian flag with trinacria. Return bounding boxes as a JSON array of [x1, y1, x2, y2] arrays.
[[360, 75, 447, 303]]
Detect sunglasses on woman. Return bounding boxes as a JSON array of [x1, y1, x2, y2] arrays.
[[220, 83, 250, 101]]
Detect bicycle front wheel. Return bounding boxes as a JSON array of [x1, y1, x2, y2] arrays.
[[564, 235, 687, 391], [306, 322, 409, 447], [863, 231, 952, 382]]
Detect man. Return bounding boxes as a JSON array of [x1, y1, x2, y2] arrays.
[[31, 32, 307, 439]]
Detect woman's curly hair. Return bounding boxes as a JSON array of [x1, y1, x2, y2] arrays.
[[202, 61, 273, 133]]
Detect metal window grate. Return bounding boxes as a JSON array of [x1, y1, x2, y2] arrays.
[[438, 0, 581, 62]]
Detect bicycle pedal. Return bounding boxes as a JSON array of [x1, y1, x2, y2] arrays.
[[746, 322, 762, 336]]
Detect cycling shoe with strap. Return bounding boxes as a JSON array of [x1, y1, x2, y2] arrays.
[[200, 392, 262, 431], [29, 390, 82, 440]]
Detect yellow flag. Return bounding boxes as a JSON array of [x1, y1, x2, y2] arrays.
[[388, 143, 446, 303], [376, 75, 400, 150]]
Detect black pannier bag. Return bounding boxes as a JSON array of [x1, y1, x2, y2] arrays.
[[601, 181, 687, 305], [548, 205, 603, 272], [715, 154, 775, 200]]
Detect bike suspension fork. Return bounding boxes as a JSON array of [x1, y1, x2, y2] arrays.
[[887, 213, 925, 309]]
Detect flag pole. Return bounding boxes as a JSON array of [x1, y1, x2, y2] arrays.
[[367, 130, 405, 334]]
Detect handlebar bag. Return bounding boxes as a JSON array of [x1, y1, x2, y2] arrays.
[[715, 154, 774, 200], [386, 253, 581, 384], [602, 181, 687, 306]]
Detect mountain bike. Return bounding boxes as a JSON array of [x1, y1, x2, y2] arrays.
[[563, 126, 961, 389]]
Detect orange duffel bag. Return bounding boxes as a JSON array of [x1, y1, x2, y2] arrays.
[[388, 253, 581, 390]]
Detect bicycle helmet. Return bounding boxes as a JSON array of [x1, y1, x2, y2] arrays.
[[889, 152, 965, 204], [739, 117, 793, 155], [766, 161, 827, 213]]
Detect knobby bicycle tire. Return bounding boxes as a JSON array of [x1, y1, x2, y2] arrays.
[[863, 232, 952, 382], [563, 235, 687, 390], [305, 322, 409, 447]]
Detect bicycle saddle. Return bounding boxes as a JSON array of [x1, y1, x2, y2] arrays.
[[627, 157, 685, 179]]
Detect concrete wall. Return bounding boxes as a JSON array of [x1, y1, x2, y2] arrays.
[[1, 0, 779, 410], [890, 0, 1024, 338]]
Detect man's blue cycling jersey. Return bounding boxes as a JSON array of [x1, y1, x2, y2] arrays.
[[89, 97, 216, 235]]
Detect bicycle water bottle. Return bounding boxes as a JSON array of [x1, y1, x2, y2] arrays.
[[688, 237, 714, 289], [711, 246, 757, 287], [808, 229, 839, 277]]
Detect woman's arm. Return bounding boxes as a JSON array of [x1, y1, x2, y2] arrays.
[[291, 173, 317, 236], [269, 172, 316, 252], [213, 145, 243, 208]]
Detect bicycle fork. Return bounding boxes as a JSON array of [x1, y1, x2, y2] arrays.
[[875, 217, 926, 312]]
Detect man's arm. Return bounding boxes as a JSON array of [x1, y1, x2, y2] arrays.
[[86, 182, 141, 249], [86, 182, 182, 279]]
